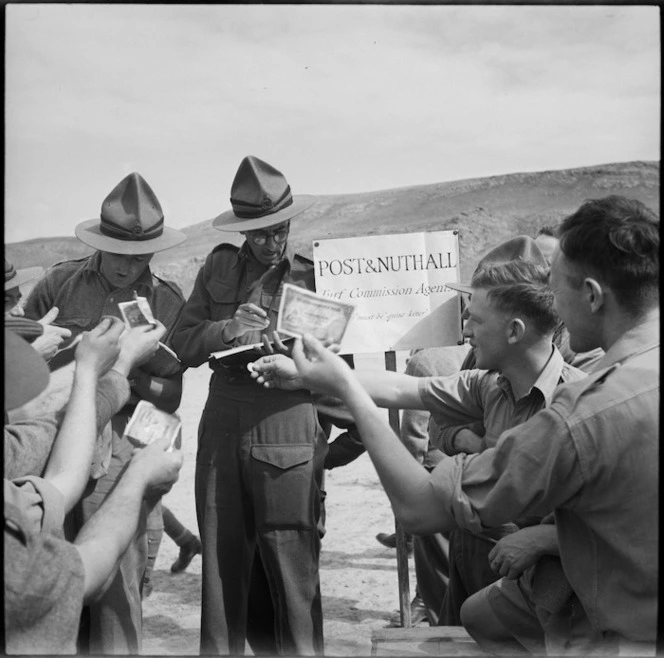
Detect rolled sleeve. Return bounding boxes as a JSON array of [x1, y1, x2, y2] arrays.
[[429, 406, 584, 533], [418, 370, 487, 425], [97, 370, 131, 428], [6, 476, 67, 537]]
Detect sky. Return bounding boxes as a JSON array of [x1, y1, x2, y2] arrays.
[[4, 4, 660, 244]]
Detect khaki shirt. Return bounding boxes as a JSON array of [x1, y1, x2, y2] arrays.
[[430, 315, 659, 641]]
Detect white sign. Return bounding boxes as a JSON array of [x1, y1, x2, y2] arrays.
[[313, 231, 462, 353]]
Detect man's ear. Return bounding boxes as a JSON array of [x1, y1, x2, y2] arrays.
[[583, 278, 605, 314], [507, 318, 526, 344]]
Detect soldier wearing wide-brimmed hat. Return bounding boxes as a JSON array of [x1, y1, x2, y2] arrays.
[[23, 172, 190, 654], [172, 156, 327, 655]]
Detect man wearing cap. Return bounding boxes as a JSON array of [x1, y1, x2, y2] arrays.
[[5, 258, 73, 361], [171, 155, 327, 655], [4, 326, 183, 654], [262, 196, 659, 653], [24, 172, 187, 654]]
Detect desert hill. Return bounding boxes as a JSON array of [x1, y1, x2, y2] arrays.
[[6, 160, 659, 298]]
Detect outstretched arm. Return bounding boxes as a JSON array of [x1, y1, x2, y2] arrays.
[[250, 352, 426, 410], [291, 335, 456, 533], [74, 438, 182, 601]]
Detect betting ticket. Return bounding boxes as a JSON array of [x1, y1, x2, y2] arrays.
[[277, 283, 355, 345]]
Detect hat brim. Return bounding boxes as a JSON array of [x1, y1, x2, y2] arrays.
[[75, 219, 187, 254], [5, 329, 50, 411], [5, 266, 44, 291], [446, 281, 473, 295], [212, 195, 316, 232]]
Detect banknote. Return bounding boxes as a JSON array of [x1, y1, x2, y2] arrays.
[[277, 283, 355, 344], [118, 296, 156, 328], [124, 399, 182, 452]]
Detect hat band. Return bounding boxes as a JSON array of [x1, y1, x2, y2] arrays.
[[5, 262, 17, 284], [230, 186, 293, 219], [99, 216, 165, 241]]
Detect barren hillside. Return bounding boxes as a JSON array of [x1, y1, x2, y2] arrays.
[[6, 160, 659, 298]]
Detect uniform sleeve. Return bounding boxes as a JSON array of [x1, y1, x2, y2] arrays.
[[430, 420, 487, 456], [96, 370, 131, 428], [5, 476, 67, 536], [171, 258, 233, 367], [23, 272, 56, 321], [4, 485, 84, 654], [4, 417, 59, 479], [325, 427, 366, 469], [429, 405, 583, 534], [418, 369, 487, 426]]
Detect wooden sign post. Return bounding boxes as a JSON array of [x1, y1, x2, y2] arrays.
[[385, 350, 412, 628]]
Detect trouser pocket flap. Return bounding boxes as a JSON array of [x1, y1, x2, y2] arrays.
[[251, 444, 314, 470]]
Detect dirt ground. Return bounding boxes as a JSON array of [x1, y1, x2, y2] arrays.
[[142, 357, 417, 656]]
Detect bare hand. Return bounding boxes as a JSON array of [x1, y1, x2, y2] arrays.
[[248, 353, 302, 390], [291, 334, 352, 398], [117, 321, 167, 372], [259, 331, 292, 356], [32, 326, 73, 360], [454, 428, 484, 454], [129, 437, 183, 501], [31, 307, 73, 360], [75, 317, 124, 377], [488, 525, 558, 580], [223, 303, 269, 340]]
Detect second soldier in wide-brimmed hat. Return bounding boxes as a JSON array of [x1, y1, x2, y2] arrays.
[[171, 155, 329, 655]]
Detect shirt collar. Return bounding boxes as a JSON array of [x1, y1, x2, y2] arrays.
[[529, 345, 567, 406], [496, 345, 567, 405], [594, 310, 660, 370], [86, 251, 154, 295]]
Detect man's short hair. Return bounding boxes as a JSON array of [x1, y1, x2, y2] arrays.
[[471, 259, 558, 336], [559, 196, 659, 314]]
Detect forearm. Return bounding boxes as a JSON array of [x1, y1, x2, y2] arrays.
[[73, 467, 147, 601], [43, 366, 98, 512], [530, 524, 560, 557], [355, 370, 424, 409], [6, 362, 76, 423], [342, 376, 455, 533]]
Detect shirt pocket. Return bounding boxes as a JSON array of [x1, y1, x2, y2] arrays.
[[250, 444, 315, 529], [207, 280, 240, 322]]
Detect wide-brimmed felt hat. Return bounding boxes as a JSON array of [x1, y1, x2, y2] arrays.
[[5, 259, 43, 291], [75, 172, 186, 255], [448, 235, 548, 295], [4, 328, 50, 411], [213, 156, 315, 232]]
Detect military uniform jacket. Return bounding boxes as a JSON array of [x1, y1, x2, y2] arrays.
[[24, 252, 185, 377], [172, 242, 315, 368]]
